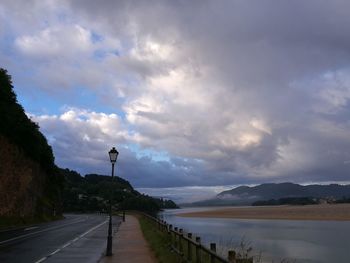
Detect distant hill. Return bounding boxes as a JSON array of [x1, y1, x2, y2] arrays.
[[182, 183, 350, 207], [61, 168, 178, 215]]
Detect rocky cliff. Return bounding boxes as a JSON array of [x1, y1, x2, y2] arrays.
[[0, 68, 63, 220], [0, 135, 47, 217]]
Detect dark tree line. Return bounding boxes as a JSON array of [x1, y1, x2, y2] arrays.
[[252, 197, 318, 206], [61, 168, 178, 215], [252, 196, 350, 206]]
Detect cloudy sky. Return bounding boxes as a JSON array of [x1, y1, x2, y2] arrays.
[[1, 0, 350, 202]]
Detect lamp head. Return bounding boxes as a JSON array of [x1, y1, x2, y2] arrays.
[[109, 147, 119, 163]]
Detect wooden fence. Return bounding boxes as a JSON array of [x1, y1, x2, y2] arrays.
[[142, 213, 253, 263]]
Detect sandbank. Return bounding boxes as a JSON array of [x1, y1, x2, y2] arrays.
[[178, 204, 350, 221]]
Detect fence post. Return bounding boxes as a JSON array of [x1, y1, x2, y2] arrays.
[[228, 250, 236, 262], [169, 224, 173, 247], [187, 233, 193, 261], [210, 243, 216, 263], [174, 227, 178, 249], [179, 229, 184, 256], [195, 236, 201, 263]]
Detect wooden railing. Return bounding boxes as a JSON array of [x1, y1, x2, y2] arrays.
[[141, 212, 253, 263]]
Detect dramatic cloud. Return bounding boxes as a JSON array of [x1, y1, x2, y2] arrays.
[[1, 0, 350, 201]]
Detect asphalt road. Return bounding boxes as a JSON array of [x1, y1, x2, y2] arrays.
[[0, 214, 120, 263]]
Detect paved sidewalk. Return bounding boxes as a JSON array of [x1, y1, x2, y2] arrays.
[[100, 215, 157, 263]]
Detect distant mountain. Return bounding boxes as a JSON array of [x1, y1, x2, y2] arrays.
[[182, 183, 350, 207]]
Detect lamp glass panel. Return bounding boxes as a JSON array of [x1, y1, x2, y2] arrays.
[[109, 148, 119, 162], [109, 153, 117, 162]]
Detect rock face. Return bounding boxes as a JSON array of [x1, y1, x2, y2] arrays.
[[0, 135, 46, 217], [0, 68, 63, 219]]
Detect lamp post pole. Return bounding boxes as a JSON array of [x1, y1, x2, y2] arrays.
[[106, 147, 118, 256]]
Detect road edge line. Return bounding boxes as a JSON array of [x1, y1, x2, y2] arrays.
[[33, 219, 108, 263]]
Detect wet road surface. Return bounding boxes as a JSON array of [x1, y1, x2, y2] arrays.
[[0, 214, 120, 263]]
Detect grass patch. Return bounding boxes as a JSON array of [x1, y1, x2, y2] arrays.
[[138, 215, 181, 263]]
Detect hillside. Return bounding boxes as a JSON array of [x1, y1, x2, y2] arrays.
[[218, 183, 350, 200], [183, 182, 350, 207], [61, 168, 178, 215], [0, 68, 64, 222], [0, 68, 177, 222]]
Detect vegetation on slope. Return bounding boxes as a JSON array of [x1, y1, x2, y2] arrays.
[[0, 68, 55, 173], [252, 196, 350, 206], [0, 68, 64, 221], [61, 168, 178, 215], [252, 197, 318, 206]]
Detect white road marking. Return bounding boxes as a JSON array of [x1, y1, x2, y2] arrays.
[[61, 241, 72, 249], [34, 257, 47, 263], [33, 219, 108, 263], [49, 249, 60, 256], [0, 219, 86, 245], [24, 227, 39, 231]]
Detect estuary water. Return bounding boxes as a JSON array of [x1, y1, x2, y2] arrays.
[[159, 207, 350, 263]]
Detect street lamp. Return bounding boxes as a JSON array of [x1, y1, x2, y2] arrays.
[[106, 147, 119, 256]]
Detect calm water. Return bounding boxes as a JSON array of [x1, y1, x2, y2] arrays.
[[159, 207, 350, 263]]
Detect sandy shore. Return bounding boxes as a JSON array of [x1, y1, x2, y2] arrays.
[[178, 203, 350, 221]]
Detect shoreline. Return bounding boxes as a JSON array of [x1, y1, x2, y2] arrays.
[[177, 203, 350, 221]]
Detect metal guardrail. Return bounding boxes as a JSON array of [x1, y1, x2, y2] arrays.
[[141, 212, 253, 263]]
